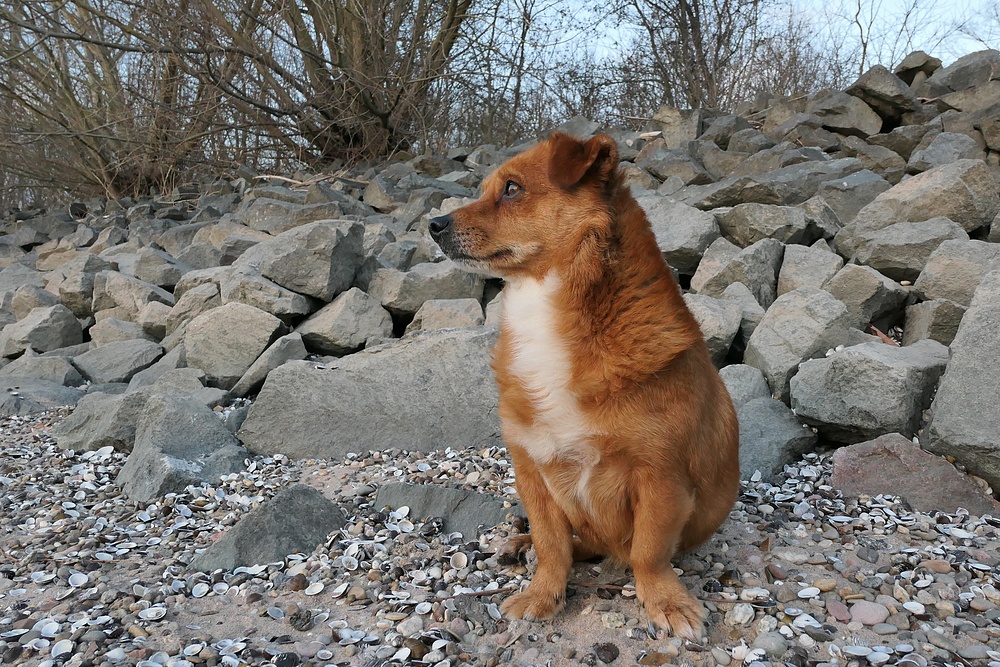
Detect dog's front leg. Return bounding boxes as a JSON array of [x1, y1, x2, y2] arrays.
[[630, 479, 704, 640], [501, 442, 574, 621]]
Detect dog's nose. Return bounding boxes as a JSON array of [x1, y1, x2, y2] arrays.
[[429, 214, 452, 237]]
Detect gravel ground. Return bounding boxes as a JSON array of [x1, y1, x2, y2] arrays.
[[1, 410, 999, 667]]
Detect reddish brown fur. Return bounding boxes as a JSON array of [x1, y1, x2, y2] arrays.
[[431, 132, 740, 639]]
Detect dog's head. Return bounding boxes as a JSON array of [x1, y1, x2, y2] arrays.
[[430, 132, 619, 279]]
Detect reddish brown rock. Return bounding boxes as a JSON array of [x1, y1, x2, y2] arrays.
[[831, 433, 1000, 515]]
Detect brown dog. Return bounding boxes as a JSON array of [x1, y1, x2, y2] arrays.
[[429, 132, 739, 639]]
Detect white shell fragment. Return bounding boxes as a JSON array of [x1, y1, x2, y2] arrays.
[[304, 582, 324, 596]]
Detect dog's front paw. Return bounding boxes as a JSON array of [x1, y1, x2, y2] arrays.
[[639, 580, 705, 641], [501, 584, 565, 621]]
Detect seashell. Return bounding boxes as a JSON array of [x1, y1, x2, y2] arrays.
[[797, 586, 820, 599], [486, 603, 502, 620], [51, 640, 75, 658], [898, 653, 928, 667], [396, 519, 414, 533], [218, 642, 247, 656], [95, 552, 113, 561], [191, 583, 210, 598], [138, 606, 167, 621], [39, 621, 61, 638], [342, 556, 359, 571], [133, 584, 148, 596], [331, 582, 350, 598], [184, 643, 206, 656], [30, 572, 56, 584], [212, 582, 230, 595], [894, 644, 914, 654], [26, 638, 51, 651], [316, 650, 333, 660], [450, 552, 468, 569], [104, 647, 127, 661], [304, 582, 324, 596], [266, 606, 284, 620], [902, 601, 924, 614], [415, 602, 433, 615], [844, 645, 872, 657], [867, 652, 891, 665], [392, 647, 411, 662], [67, 572, 89, 587]]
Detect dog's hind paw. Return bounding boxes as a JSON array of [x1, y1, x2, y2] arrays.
[[641, 586, 705, 641], [501, 586, 565, 621]]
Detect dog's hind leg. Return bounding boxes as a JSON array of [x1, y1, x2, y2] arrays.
[[629, 477, 705, 640], [500, 443, 574, 621]]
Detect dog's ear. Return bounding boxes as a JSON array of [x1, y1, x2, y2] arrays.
[[548, 132, 619, 190]]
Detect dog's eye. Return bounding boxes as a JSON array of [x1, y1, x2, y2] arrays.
[[503, 180, 522, 199]]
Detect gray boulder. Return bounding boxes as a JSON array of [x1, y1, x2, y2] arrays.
[[777, 244, 843, 296], [907, 132, 984, 173], [720, 282, 766, 346], [191, 484, 346, 571], [165, 282, 221, 335], [790, 339, 949, 443], [237, 199, 368, 235], [117, 394, 248, 503], [0, 352, 83, 386], [639, 196, 720, 274], [825, 265, 908, 329], [0, 378, 84, 416], [691, 237, 783, 308], [238, 328, 500, 459], [235, 221, 364, 301], [220, 269, 317, 320], [96, 271, 175, 319], [53, 391, 150, 451], [133, 247, 187, 289], [683, 294, 742, 366], [913, 239, 1000, 306], [375, 483, 523, 539], [184, 302, 284, 389], [72, 339, 163, 384], [902, 299, 966, 346], [738, 397, 818, 480], [296, 288, 393, 355], [89, 318, 154, 347], [11, 285, 60, 321], [744, 287, 852, 401], [835, 160, 1000, 256], [815, 170, 891, 226], [845, 65, 921, 122], [0, 305, 83, 357], [923, 269, 1000, 490], [853, 218, 969, 282], [807, 91, 882, 137], [406, 298, 485, 334], [839, 135, 906, 185], [720, 364, 771, 408], [231, 333, 308, 398], [368, 261, 485, 316], [718, 204, 809, 247]]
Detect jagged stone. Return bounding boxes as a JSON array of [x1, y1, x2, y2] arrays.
[[296, 288, 393, 355]]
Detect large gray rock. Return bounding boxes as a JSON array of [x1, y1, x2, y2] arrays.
[[719, 364, 771, 408], [720, 282, 766, 347], [237, 198, 368, 235], [117, 394, 248, 503], [840, 135, 906, 185], [133, 247, 187, 289], [89, 318, 154, 347], [235, 221, 364, 301], [296, 288, 393, 355], [184, 302, 284, 389], [907, 132, 984, 173], [406, 298, 484, 334], [231, 333, 308, 398], [96, 271, 175, 319], [191, 484, 346, 571], [220, 269, 317, 320], [0, 305, 83, 357], [737, 397, 818, 480], [690, 237, 783, 308], [0, 352, 83, 386], [790, 339, 949, 444], [913, 239, 1000, 306], [853, 218, 969, 282], [831, 434, 998, 516], [923, 269, 1000, 490], [53, 391, 150, 451], [238, 328, 500, 458], [845, 65, 921, 122], [718, 204, 809, 247], [744, 287, 852, 401], [815, 170, 891, 226], [777, 244, 843, 296], [825, 265, 908, 329], [902, 299, 966, 346], [165, 282, 221, 335], [639, 196, 720, 274], [72, 339, 163, 384], [368, 262, 485, 316], [635, 142, 713, 185], [11, 285, 60, 321], [683, 294, 742, 366], [807, 92, 882, 137], [0, 378, 84, 416], [375, 483, 523, 539], [835, 160, 1000, 256]]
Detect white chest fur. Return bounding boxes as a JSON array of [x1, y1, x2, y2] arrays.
[[501, 273, 598, 495]]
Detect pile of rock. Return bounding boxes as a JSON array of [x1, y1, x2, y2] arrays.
[[1, 49, 998, 518]]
